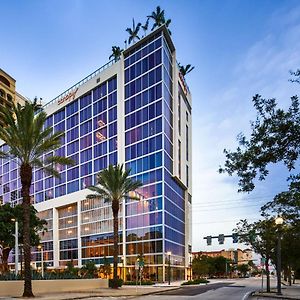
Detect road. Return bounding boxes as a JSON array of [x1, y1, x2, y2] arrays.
[[135, 277, 277, 300]]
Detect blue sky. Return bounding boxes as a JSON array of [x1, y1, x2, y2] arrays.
[[1, 0, 300, 253]]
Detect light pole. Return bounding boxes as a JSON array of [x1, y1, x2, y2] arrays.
[[275, 216, 283, 295], [38, 245, 44, 278], [167, 251, 171, 285], [11, 219, 19, 276]]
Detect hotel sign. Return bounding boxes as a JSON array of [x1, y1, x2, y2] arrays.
[[58, 88, 78, 105], [178, 72, 188, 96]]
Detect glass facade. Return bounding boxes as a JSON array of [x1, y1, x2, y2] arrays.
[[1, 27, 191, 281]]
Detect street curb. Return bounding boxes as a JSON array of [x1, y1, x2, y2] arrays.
[[252, 292, 300, 300]]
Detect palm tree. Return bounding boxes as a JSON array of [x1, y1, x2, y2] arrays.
[[179, 63, 195, 77], [141, 18, 149, 37], [126, 18, 142, 45], [147, 6, 172, 34], [0, 101, 73, 296], [87, 164, 142, 288], [109, 46, 123, 62]]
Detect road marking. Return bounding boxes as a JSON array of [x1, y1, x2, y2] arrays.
[[242, 291, 253, 300]]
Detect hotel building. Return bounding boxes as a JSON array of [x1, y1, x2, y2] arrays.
[[0, 25, 192, 281]]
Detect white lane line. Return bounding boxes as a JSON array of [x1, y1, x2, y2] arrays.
[[242, 290, 253, 300]]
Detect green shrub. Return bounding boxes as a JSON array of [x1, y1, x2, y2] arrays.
[[109, 278, 123, 288], [123, 280, 154, 285], [182, 278, 209, 285]]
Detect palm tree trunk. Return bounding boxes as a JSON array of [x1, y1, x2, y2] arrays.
[[112, 201, 119, 288], [1, 247, 11, 273], [20, 164, 34, 297]]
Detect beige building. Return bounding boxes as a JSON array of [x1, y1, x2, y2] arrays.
[[192, 248, 253, 265], [0, 69, 26, 127]]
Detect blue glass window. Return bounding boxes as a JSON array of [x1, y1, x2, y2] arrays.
[[66, 114, 79, 130], [93, 98, 107, 114], [109, 137, 117, 152], [80, 134, 92, 149], [55, 172, 66, 185], [67, 140, 79, 155], [80, 93, 92, 109], [80, 120, 92, 136], [55, 185, 66, 197], [93, 112, 107, 130], [67, 127, 79, 142], [94, 141, 107, 158], [54, 109, 65, 124], [80, 148, 92, 163], [108, 77, 117, 93], [67, 180, 79, 193], [66, 100, 78, 117], [67, 167, 79, 181], [109, 121, 117, 137], [109, 152, 117, 165], [80, 106, 92, 122], [108, 106, 117, 122], [94, 156, 107, 172], [93, 83, 107, 101], [54, 121, 65, 133], [81, 162, 92, 176], [108, 91, 117, 107]]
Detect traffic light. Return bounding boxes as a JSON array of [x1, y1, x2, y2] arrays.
[[232, 233, 239, 243], [206, 236, 212, 246], [218, 234, 225, 244]]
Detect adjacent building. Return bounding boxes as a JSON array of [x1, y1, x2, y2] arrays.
[[0, 25, 192, 282], [192, 249, 253, 265]]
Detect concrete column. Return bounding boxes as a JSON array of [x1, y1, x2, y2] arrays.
[[77, 200, 82, 268], [52, 207, 59, 268]]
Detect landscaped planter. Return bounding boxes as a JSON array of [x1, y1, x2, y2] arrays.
[[0, 278, 108, 297]]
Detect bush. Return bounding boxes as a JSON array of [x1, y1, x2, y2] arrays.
[[123, 280, 154, 285], [182, 278, 209, 285], [109, 278, 123, 288]]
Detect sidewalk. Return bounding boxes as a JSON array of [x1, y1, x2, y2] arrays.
[[0, 285, 180, 300], [252, 284, 300, 300]]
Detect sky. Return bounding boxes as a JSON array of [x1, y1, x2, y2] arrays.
[[1, 0, 300, 255]]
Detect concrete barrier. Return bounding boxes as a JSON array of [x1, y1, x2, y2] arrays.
[[0, 278, 108, 297]]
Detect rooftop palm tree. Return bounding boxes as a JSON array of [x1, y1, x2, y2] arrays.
[[109, 46, 123, 62], [147, 6, 172, 34], [87, 164, 142, 288], [0, 101, 73, 296], [141, 18, 149, 37], [126, 18, 142, 45], [179, 63, 195, 77]]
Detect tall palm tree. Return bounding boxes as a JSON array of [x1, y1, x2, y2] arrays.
[[87, 164, 142, 288], [179, 63, 195, 77], [126, 18, 142, 45], [147, 6, 172, 34], [109, 46, 123, 62], [0, 101, 73, 296]]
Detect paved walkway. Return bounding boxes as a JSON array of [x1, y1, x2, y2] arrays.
[[0, 285, 180, 300], [252, 283, 300, 299]]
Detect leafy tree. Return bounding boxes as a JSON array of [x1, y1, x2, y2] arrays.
[[0, 101, 73, 296], [147, 6, 171, 34], [178, 63, 195, 77], [235, 218, 277, 291], [192, 256, 211, 278], [126, 18, 142, 45], [0, 204, 46, 274], [87, 164, 142, 288], [109, 46, 123, 62], [237, 264, 250, 277]]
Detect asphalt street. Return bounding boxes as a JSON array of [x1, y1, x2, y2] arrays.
[[134, 278, 277, 300]]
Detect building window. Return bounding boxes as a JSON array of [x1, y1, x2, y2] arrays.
[[178, 95, 181, 135], [186, 125, 189, 161], [186, 165, 189, 187], [178, 140, 181, 178]]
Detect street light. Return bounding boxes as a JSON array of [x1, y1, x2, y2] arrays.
[[11, 218, 18, 276], [37, 245, 44, 278], [275, 216, 284, 295], [167, 251, 171, 285]]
